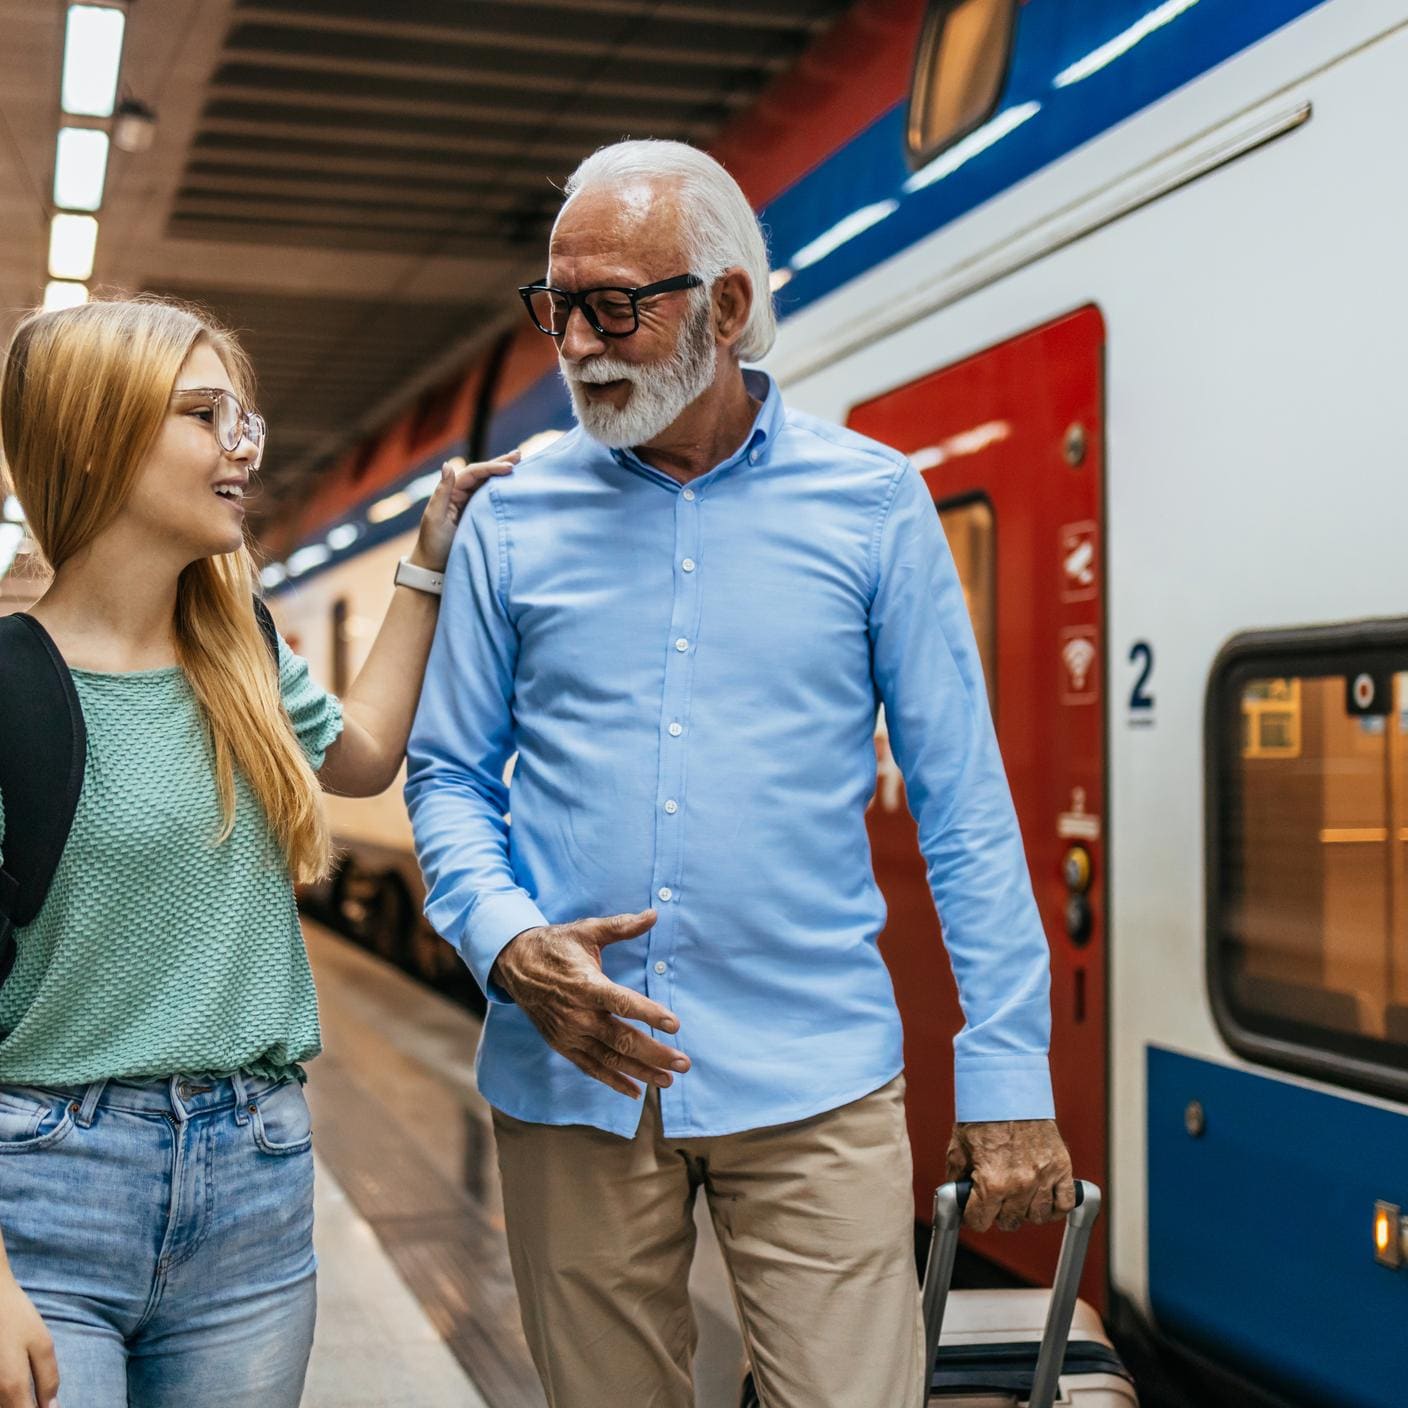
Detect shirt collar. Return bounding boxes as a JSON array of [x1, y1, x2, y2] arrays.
[[609, 368, 782, 481]]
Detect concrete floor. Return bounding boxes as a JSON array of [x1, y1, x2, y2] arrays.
[[306, 1158, 489, 1408]]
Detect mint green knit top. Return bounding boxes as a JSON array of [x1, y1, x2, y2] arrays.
[[0, 635, 343, 1086]]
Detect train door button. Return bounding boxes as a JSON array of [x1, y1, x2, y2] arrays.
[[1064, 894, 1093, 945], [1062, 845, 1093, 892]]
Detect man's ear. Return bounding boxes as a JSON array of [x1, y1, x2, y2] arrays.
[[714, 268, 753, 348]]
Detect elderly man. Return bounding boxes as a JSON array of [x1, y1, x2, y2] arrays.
[[405, 139, 1073, 1408]]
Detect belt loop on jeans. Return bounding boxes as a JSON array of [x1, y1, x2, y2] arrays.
[[231, 1070, 251, 1126], [75, 1079, 106, 1128]]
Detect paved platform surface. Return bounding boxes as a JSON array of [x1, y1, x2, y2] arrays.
[[306, 1157, 489, 1408]]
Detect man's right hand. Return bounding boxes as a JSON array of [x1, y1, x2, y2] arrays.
[[0, 1272, 58, 1408], [490, 909, 690, 1099]]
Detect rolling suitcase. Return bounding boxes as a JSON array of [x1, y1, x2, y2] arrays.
[[919, 1180, 1137, 1406], [737, 1179, 1136, 1406]]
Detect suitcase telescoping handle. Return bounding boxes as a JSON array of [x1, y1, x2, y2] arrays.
[[920, 1179, 1102, 1408]]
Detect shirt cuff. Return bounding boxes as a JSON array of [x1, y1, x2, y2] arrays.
[[464, 890, 550, 1004], [954, 1057, 1055, 1123]]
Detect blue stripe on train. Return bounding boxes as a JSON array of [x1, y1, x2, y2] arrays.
[[1147, 1047, 1408, 1408]]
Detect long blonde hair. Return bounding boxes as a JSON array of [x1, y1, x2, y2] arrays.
[[0, 295, 331, 881]]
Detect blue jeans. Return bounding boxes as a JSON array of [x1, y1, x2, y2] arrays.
[[0, 1072, 317, 1407]]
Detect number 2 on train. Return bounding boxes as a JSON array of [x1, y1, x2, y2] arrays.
[[1128, 642, 1155, 712]]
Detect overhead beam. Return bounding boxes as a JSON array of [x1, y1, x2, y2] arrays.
[[137, 239, 522, 301], [218, 47, 752, 105], [177, 172, 561, 212], [226, 11, 800, 69], [196, 114, 596, 161], [186, 143, 569, 185], [162, 215, 537, 259], [238, 0, 834, 34], [202, 82, 722, 138]]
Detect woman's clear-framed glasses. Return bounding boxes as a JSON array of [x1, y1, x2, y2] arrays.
[[171, 387, 266, 470], [517, 273, 703, 340]]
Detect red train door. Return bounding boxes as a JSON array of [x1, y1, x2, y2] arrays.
[[848, 305, 1108, 1305]]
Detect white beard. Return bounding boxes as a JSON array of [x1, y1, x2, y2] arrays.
[[561, 299, 718, 450]]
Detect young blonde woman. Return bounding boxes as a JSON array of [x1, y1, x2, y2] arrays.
[[0, 296, 513, 1408]]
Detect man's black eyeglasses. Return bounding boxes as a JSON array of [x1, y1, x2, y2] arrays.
[[518, 274, 703, 340]]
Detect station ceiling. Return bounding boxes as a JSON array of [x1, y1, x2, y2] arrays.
[[0, 0, 850, 529]]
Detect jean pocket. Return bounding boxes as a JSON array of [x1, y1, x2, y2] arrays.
[[0, 1086, 77, 1154], [249, 1079, 313, 1156]]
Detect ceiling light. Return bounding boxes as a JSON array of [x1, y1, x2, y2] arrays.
[[286, 544, 332, 577], [112, 95, 156, 153], [48, 214, 98, 281], [53, 127, 110, 211], [514, 430, 565, 458], [367, 491, 413, 524], [61, 5, 127, 119], [407, 470, 442, 502], [43, 280, 89, 311], [259, 563, 288, 589]]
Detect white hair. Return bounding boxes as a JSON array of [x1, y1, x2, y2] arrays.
[[560, 139, 777, 364]]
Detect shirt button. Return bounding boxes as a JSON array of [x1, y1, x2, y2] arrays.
[[749, 450, 761, 465], [668, 722, 683, 737], [657, 886, 673, 902], [654, 961, 668, 975], [675, 637, 689, 652], [681, 558, 695, 572], [664, 800, 678, 814], [682, 489, 696, 501]]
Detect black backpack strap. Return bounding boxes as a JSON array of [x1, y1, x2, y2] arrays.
[[253, 596, 280, 670], [0, 601, 276, 983], [0, 614, 87, 981]]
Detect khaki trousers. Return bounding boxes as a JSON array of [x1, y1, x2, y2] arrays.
[[492, 1077, 927, 1408]]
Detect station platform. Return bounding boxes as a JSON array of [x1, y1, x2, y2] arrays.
[[301, 919, 745, 1408]]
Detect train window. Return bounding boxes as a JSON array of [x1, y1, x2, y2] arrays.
[[938, 497, 996, 715], [331, 597, 352, 697], [1208, 626, 1408, 1098], [907, 0, 1017, 169]]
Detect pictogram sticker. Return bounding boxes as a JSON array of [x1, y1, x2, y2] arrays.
[[1057, 785, 1101, 841], [1059, 521, 1098, 603], [1060, 626, 1099, 705]]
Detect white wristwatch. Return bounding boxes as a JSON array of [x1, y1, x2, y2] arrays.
[[393, 557, 445, 596]]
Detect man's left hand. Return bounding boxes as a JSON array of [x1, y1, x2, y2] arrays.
[[945, 1119, 1075, 1232]]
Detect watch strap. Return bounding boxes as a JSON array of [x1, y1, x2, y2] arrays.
[[393, 557, 445, 596]]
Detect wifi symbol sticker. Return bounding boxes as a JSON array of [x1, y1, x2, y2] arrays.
[[1060, 627, 1099, 704]]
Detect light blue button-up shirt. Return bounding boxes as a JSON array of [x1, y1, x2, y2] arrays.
[[405, 370, 1053, 1138]]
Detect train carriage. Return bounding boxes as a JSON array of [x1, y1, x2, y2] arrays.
[[268, 3, 1408, 1403]]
